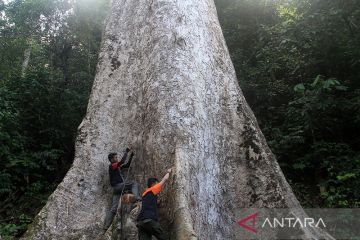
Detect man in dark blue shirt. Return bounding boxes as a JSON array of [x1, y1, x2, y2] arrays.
[[103, 148, 141, 230], [137, 168, 172, 240]]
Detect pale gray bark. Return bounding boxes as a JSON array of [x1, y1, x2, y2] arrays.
[[21, 47, 31, 77], [22, 0, 332, 239]]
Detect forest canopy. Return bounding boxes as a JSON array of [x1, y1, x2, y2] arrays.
[[0, 0, 359, 238]]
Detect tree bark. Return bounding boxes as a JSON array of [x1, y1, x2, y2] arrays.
[[21, 47, 31, 77], [22, 0, 332, 239]]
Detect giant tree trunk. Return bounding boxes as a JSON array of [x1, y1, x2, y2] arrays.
[[23, 0, 331, 239]]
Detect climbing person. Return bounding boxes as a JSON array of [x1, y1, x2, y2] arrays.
[[137, 168, 172, 240], [103, 148, 141, 230]]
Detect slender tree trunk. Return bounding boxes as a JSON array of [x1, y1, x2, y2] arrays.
[[21, 47, 31, 77], [22, 0, 332, 239]]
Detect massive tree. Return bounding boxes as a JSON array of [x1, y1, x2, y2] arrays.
[[23, 0, 331, 239]]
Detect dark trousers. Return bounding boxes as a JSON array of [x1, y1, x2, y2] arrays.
[[137, 219, 167, 240], [110, 181, 140, 213], [103, 181, 140, 230]]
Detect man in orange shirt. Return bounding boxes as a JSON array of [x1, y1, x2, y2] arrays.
[[137, 168, 172, 240]]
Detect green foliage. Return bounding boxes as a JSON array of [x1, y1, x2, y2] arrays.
[[0, 224, 18, 240], [0, 214, 32, 239], [278, 77, 360, 207], [0, 0, 109, 238], [216, 0, 360, 207]]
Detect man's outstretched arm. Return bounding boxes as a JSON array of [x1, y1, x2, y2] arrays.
[[159, 168, 172, 186], [119, 148, 131, 165], [145, 168, 173, 197], [121, 151, 134, 169]]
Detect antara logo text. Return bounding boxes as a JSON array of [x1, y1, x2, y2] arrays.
[[237, 212, 326, 233]]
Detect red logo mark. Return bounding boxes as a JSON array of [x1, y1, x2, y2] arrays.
[[237, 213, 257, 233]]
